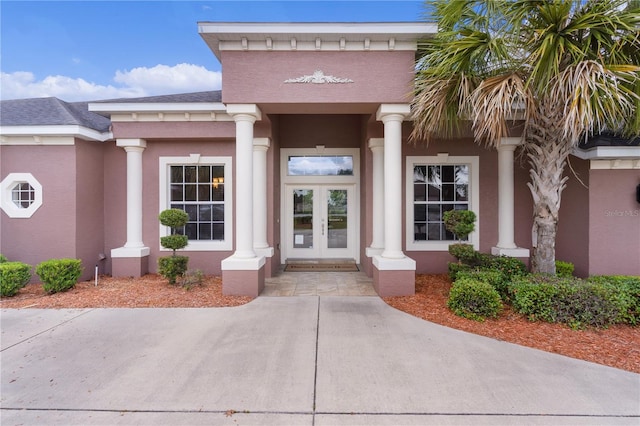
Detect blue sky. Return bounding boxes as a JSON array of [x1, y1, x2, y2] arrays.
[[1, 1, 426, 101]]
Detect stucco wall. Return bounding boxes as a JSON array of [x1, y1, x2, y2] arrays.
[[588, 168, 640, 276], [404, 136, 501, 274], [221, 51, 415, 106], [556, 156, 590, 277], [1, 145, 79, 280], [75, 140, 106, 280], [278, 114, 363, 148]]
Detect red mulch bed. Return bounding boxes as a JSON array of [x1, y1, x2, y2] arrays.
[[383, 274, 640, 374], [1, 273, 638, 374]]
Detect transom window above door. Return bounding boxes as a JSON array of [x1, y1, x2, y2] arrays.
[[287, 155, 353, 176]]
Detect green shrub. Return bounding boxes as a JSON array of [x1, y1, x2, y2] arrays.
[[556, 260, 574, 278], [36, 259, 82, 294], [457, 269, 509, 300], [0, 254, 8, 263], [0, 262, 31, 297], [447, 277, 503, 321], [448, 243, 479, 264], [158, 208, 189, 284], [158, 256, 189, 285], [160, 234, 189, 253], [448, 262, 473, 281], [509, 274, 626, 329], [509, 275, 560, 322], [159, 208, 190, 229], [484, 255, 528, 281], [443, 209, 476, 241], [588, 275, 640, 325]]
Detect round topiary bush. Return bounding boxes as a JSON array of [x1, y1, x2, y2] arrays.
[[0, 261, 31, 297], [447, 277, 503, 321], [158, 208, 190, 284], [36, 259, 82, 294]]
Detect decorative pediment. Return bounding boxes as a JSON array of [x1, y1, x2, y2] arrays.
[[284, 70, 353, 84]]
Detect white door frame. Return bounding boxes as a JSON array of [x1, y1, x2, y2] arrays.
[[280, 148, 360, 264]]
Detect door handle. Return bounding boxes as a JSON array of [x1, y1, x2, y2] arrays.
[[321, 218, 325, 236]]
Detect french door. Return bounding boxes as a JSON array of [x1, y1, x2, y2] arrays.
[[285, 184, 355, 260]]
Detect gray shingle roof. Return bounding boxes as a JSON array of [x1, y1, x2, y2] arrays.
[[0, 97, 111, 132], [0, 91, 223, 132], [93, 91, 222, 104]]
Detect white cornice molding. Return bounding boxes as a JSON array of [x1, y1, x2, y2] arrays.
[[572, 146, 640, 160], [89, 102, 231, 123], [199, 22, 436, 58], [89, 102, 227, 114], [0, 125, 112, 144]]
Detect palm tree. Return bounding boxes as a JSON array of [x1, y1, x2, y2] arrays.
[[412, 0, 640, 274]]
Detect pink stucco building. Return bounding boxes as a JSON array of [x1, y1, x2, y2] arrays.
[[1, 22, 639, 296]]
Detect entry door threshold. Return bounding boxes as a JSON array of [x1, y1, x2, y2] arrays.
[[284, 258, 358, 272]]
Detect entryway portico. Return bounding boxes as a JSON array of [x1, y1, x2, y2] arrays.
[[197, 22, 434, 297]]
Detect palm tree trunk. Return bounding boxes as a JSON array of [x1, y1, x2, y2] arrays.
[[525, 115, 571, 275]]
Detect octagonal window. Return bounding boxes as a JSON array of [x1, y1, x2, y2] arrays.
[[1, 173, 43, 218]]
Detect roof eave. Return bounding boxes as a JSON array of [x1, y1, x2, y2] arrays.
[[0, 125, 112, 143]]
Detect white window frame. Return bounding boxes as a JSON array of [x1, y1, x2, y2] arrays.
[[406, 155, 480, 251], [159, 155, 233, 251], [0, 173, 43, 218]]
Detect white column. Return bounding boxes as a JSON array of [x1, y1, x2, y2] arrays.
[[253, 138, 272, 255], [492, 137, 530, 257], [229, 108, 261, 259], [366, 138, 385, 257], [377, 105, 410, 259], [113, 138, 148, 255]]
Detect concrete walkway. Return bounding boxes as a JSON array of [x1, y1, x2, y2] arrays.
[[1, 297, 639, 425]]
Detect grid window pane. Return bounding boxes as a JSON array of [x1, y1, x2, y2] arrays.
[[11, 182, 35, 209], [168, 164, 225, 241], [413, 163, 471, 242]]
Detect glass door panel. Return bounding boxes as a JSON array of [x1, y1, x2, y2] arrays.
[[285, 185, 355, 260], [327, 189, 348, 249], [293, 189, 314, 249]]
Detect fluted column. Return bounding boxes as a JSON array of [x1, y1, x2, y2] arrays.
[[366, 138, 385, 256]]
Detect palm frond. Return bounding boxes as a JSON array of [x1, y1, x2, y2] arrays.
[[551, 60, 640, 143], [470, 72, 532, 147]]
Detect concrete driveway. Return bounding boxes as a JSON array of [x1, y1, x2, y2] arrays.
[[1, 297, 639, 425]]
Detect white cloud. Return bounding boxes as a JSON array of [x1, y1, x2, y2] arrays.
[[114, 63, 222, 95], [1, 64, 222, 102]]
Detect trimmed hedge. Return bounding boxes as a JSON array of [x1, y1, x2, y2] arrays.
[[447, 277, 503, 322], [36, 259, 82, 294], [0, 254, 8, 263], [587, 275, 640, 326], [0, 262, 31, 297], [509, 275, 633, 329]]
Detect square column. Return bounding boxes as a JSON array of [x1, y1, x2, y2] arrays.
[[221, 105, 265, 296], [492, 137, 530, 258], [373, 104, 416, 296], [111, 138, 150, 277]]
